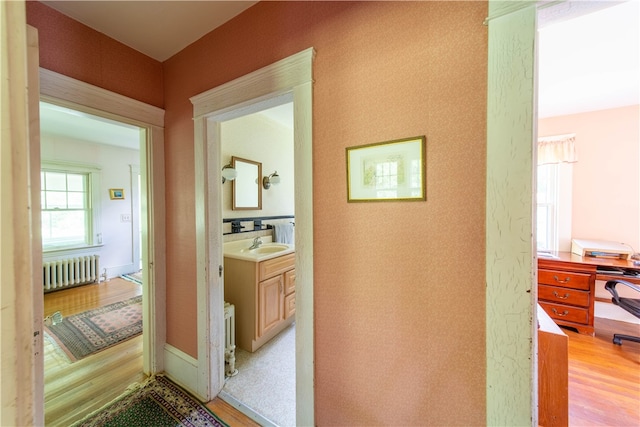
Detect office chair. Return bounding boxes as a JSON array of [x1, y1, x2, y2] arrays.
[[604, 279, 640, 345]]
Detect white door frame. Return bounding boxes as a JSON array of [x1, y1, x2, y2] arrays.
[[191, 48, 315, 425], [485, 1, 538, 425], [38, 69, 167, 375]]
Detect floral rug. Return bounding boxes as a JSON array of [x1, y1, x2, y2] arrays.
[[44, 296, 142, 362], [73, 375, 228, 427]]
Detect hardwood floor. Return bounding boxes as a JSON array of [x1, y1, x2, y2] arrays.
[[563, 317, 640, 426], [43, 278, 257, 427], [44, 278, 145, 426], [44, 281, 638, 426]]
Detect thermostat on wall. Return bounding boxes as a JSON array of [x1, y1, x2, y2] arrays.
[[571, 239, 633, 259]]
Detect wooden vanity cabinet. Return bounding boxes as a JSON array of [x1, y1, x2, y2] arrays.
[[538, 257, 596, 336], [225, 253, 295, 352]]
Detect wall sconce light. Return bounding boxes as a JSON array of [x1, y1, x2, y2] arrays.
[[263, 171, 280, 189], [221, 163, 237, 184]]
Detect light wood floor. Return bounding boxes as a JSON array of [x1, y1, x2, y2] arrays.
[[44, 278, 145, 426], [43, 278, 258, 426], [44, 281, 638, 426], [563, 318, 640, 426]]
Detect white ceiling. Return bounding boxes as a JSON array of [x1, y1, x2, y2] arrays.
[[39, 0, 638, 147], [537, 0, 639, 118], [41, 1, 258, 62]]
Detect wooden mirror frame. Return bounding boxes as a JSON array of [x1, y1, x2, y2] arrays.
[[231, 156, 262, 210]]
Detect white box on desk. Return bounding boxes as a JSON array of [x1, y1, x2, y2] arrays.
[[571, 239, 633, 259]]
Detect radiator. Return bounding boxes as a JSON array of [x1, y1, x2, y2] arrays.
[[43, 255, 100, 292], [224, 302, 238, 377]]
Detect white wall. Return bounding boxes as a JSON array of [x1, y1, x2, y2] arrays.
[[539, 105, 640, 252], [221, 110, 294, 234], [40, 133, 139, 278]]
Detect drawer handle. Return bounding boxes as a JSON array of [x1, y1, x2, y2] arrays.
[[553, 275, 571, 284], [553, 291, 570, 299], [551, 308, 570, 317]]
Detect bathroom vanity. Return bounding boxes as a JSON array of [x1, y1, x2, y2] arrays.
[[224, 238, 296, 352]]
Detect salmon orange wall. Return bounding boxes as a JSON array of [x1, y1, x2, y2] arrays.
[[163, 1, 487, 424], [27, 0, 489, 423], [26, 1, 163, 108], [539, 105, 640, 250]]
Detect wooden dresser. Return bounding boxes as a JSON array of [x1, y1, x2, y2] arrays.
[[538, 252, 640, 336]]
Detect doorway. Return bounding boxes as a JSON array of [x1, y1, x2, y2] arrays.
[[39, 100, 146, 425], [217, 101, 295, 426], [191, 48, 314, 425], [34, 68, 167, 424]]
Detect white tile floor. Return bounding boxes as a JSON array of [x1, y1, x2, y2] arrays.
[[222, 323, 295, 427]]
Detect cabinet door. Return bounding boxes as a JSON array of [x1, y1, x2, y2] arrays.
[[258, 275, 284, 338]]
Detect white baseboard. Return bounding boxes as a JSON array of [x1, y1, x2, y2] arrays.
[[107, 263, 139, 279], [163, 344, 200, 398]]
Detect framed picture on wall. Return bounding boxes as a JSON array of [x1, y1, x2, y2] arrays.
[[109, 188, 125, 200], [346, 135, 426, 202]]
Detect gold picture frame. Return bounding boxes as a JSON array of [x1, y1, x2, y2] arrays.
[[109, 188, 125, 200], [346, 136, 426, 202]]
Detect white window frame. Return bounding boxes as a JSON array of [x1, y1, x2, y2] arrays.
[[41, 160, 102, 254], [537, 162, 573, 252], [537, 163, 559, 251]]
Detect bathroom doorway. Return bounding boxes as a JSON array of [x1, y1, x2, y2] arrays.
[[218, 101, 295, 426], [191, 48, 315, 425]]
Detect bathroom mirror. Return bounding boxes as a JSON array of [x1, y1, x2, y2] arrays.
[[232, 156, 262, 210]]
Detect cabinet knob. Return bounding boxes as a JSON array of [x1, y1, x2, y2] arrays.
[[553, 275, 571, 284], [553, 291, 570, 299], [552, 308, 570, 317]]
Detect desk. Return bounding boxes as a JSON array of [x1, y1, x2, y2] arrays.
[[537, 252, 640, 335]]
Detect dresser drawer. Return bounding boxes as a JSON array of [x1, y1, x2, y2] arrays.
[[538, 269, 592, 291], [539, 301, 589, 325], [538, 284, 590, 308]]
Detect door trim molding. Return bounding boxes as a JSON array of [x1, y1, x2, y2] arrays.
[[485, 2, 537, 425], [191, 47, 315, 425]]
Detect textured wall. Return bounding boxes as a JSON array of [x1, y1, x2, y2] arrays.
[[27, 0, 490, 423], [164, 1, 487, 424], [26, 1, 164, 109]]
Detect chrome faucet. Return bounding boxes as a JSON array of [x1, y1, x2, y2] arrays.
[[249, 236, 262, 249]]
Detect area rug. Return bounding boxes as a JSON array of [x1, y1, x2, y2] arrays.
[[44, 296, 143, 362], [121, 270, 143, 285], [73, 375, 228, 427]]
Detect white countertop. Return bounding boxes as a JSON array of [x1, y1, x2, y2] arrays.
[[223, 236, 295, 262]]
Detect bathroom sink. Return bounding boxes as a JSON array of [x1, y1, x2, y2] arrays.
[[224, 238, 294, 261], [245, 244, 290, 254]]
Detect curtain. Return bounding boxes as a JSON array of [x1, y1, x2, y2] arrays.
[[537, 133, 577, 165]]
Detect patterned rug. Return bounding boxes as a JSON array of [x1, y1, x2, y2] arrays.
[[44, 296, 143, 362], [73, 375, 228, 427]]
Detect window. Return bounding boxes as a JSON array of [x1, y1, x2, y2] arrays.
[[536, 134, 576, 252], [41, 164, 101, 251], [537, 163, 558, 251]]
